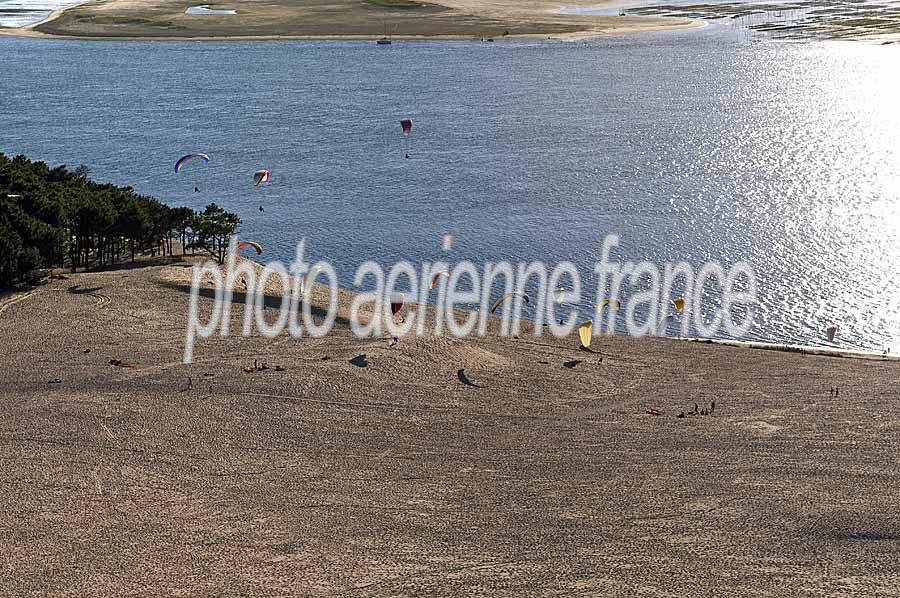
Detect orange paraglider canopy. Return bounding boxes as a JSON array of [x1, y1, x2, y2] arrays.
[[236, 241, 263, 255]]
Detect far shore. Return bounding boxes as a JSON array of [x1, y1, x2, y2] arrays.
[[1, 0, 701, 40], [5, 0, 899, 42]]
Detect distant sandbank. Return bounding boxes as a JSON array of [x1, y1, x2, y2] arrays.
[[1, 0, 700, 40]]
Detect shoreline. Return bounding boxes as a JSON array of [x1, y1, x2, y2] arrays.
[[1, 256, 888, 362], [0, 24, 703, 42], [681, 337, 899, 362]]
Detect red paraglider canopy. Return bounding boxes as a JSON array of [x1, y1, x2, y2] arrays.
[[253, 170, 270, 187], [400, 119, 413, 136], [390, 292, 404, 316]]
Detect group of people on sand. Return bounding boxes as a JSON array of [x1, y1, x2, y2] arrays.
[[242, 359, 286, 373], [676, 401, 715, 418], [644, 401, 715, 418]]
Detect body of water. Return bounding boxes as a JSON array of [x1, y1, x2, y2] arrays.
[[0, 0, 86, 28], [1, 27, 899, 349]]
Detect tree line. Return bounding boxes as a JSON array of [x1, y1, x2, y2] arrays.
[[0, 153, 240, 288]]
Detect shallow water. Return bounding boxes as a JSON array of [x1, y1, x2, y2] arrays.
[[0, 0, 86, 27], [184, 5, 237, 15], [1, 28, 899, 349], [590, 0, 900, 42]]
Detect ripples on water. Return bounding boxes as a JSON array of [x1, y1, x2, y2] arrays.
[[1, 28, 898, 350]]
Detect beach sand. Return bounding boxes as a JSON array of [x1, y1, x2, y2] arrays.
[[2, 255, 899, 594], [8, 0, 700, 39]]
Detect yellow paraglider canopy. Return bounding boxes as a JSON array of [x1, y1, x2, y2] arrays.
[[672, 297, 685, 313], [578, 320, 593, 349]]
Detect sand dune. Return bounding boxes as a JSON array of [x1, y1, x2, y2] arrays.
[[2, 256, 899, 594]]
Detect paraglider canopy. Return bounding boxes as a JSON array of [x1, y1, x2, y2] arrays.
[[671, 297, 685, 314], [390, 292, 405, 316], [236, 241, 263, 255], [598, 299, 621, 311], [174, 153, 210, 173], [253, 170, 270, 186], [429, 270, 450, 289], [400, 119, 413, 136], [490, 292, 529, 314], [578, 320, 593, 349]]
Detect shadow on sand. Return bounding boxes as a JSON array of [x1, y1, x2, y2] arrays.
[[156, 279, 355, 330]]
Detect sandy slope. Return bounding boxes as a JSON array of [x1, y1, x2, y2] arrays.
[[1, 256, 899, 595]]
